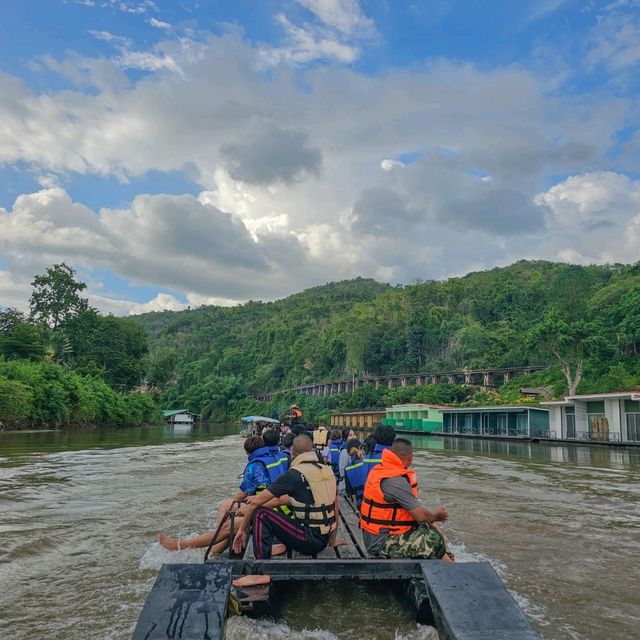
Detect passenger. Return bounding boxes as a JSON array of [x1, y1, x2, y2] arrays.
[[360, 438, 452, 561], [291, 423, 307, 437], [158, 436, 284, 555], [341, 424, 395, 506], [363, 434, 375, 455], [289, 404, 303, 425], [342, 428, 357, 441], [362, 424, 396, 481], [280, 432, 295, 465], [324, 429, 344, 478], [312, 423, 329, 451], [339, 437, 363, 497], [232, 434, 347, 572], [262, 428, 289, 473], [280, 422, 292, 442]]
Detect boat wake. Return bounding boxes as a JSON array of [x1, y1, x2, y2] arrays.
[[226, 617, 439, 639], [139, 538, 204, 570]]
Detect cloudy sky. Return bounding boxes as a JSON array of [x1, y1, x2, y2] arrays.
[[1, 0, 639, 314]]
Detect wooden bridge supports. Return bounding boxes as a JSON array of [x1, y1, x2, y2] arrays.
[[253, 366, 546, 402]]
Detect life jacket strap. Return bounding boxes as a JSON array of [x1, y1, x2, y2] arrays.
[[361, 496, 397, 509], [360, 496, 414, 527], [360, 513, 416, 527]]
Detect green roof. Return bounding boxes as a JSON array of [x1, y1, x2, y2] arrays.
[[162, 409, 189, 417]]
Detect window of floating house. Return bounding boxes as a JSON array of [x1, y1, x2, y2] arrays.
[[586, 401, 605, 413], [564, 405, 576, 438], [586, 401, 606, 437], [624, 400, 640, 442], [463, 413, 473, 432], [529, 410, 550, 437], [496, 413, 508, 435], [516, 412, 528, 435]]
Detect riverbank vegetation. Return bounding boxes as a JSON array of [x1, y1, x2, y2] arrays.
[[0, 264, 159, 429], [4, 260, 640, 427], [136, 260, 640, 421]]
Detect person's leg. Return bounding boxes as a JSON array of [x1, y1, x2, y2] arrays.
[[158, 515, 245, 552], [216, 498, 235, 520], [251, 507, 327, 559], [159, 530, 215, 551], [379, 524, 448, 560]]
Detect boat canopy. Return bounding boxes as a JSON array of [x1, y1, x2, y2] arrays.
[[241, 415, 280, 424]]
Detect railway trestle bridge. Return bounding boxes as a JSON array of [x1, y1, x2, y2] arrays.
[[254, 365, 548, 402]]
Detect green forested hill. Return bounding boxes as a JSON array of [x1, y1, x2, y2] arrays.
[[138, 261, 640, 420]]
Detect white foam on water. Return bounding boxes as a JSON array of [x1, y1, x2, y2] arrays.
[[226, 617, 339, 639], [226, 618, 439, 640], [508, 590, 548, 626], [447, 541, 507, 574], [139, 537, 204, 570], [394, 624, 440, 639]]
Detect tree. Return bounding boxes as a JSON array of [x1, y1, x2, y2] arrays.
[[62, 310, 149, 390], [0, 322, 46, 361], [618, 287, 640, 356], [30, 263, 90, 329], [0, 308, 27, 332], [0, 311, 46, 361], [527, 314, 608, 395], [145, 346, 178, 390]]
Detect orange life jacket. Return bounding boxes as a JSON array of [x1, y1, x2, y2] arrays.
[[360, 449, 419, 535], [291, 408, 302, 419]]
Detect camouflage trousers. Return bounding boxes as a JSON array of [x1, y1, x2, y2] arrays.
[[378, 524, 447, 560]]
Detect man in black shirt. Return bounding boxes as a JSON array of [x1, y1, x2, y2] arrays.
[[232, 435, 346, 562]]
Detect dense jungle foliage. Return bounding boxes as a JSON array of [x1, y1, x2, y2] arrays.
[[4, 260, 640, 427], [137, 260, 640, 422], [0, 264, 160, 429]]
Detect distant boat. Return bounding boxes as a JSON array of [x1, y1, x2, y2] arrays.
[[239, 415, 279, 436]]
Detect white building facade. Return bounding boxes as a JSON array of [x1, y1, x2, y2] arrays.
[[543, 392, 640, 443]]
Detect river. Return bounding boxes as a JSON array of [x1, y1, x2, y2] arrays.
[[0, 425, 638, 640]]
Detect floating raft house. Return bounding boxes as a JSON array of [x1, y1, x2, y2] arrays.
[[134, 497, 541, 640]]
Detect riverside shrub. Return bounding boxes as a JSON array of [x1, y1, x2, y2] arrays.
[[0, 359, 161, 428]]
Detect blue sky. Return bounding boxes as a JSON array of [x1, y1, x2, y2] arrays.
[[1, 0, 639, 314]]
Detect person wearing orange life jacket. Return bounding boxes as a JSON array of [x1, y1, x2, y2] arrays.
[[360, 438, 453, 560], [289, 404, 303, 425]]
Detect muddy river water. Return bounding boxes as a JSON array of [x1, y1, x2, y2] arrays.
[[0, 424, 638, 640]]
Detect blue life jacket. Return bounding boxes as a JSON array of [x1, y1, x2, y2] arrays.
[[279, 449, 291, 469], [328, 439, 344, 478], [247, 446, 286, 488], [269, 445, 290, 473], [344, 453, 366, 506], [361, 443, 392, 484]]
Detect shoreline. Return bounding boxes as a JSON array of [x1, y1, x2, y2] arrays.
[[391, 429, 640, 448], [0, 420, 163, 433]]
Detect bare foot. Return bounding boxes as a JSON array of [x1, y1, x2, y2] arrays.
[[232, 574, 271, 588], [158, 533, 180, 551], [271, 543, 286, 556]]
